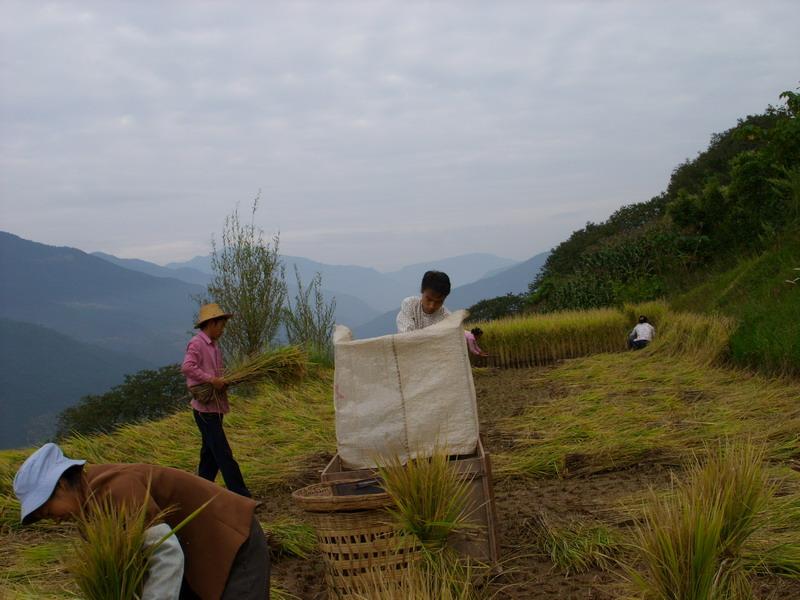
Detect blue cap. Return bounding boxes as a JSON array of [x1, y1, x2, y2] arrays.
[[13, 443, 86, 524]]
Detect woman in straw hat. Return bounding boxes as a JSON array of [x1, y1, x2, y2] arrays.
[[13, 443, 269, 599], [182, 303, 251, 498]]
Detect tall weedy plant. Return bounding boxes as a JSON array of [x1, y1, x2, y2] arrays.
[[284, 266, 336, 364], [203, 194, 287, 360]]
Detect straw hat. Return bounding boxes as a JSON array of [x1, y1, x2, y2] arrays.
[[195, 303, 233, 328]]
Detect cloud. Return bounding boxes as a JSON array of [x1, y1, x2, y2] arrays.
[[1, 0, 798, 267]]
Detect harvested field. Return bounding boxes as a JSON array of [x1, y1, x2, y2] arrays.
[[2, 352, 799, 598]]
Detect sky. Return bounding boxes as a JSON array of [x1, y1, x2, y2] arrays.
[[1, 1, 798, 270]]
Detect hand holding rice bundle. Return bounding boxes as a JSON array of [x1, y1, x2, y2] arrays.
[[190, 345, 308, 404]]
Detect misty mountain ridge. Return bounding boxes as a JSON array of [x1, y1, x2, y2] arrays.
[[166, 252, 519, 312]]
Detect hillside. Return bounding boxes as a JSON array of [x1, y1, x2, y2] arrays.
[[671, 228, 800, 374], [0, 232, 202, 365], [2, 311, 798, 598], [0, 319, 151, 449], [523, 90, 799, 374], [353, 251, 548, 338]]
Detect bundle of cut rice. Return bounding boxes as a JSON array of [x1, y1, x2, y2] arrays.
[[191, 346, 308, 404]]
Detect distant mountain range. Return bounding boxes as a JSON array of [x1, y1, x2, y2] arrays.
[[0, 318, 152, 448], [0, 231, 203, 365], [0, 229, 547, 449], [166, 252, 519, 313], [352, 251, 549, 338]]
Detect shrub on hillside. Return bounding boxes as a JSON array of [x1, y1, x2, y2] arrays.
[[200, 195, 287, 360], [284, 266, 336, 364], [57, 365, 186, 438], [466, 293, 529, 322]]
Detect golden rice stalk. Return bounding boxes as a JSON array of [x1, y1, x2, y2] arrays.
[[71, 489, 209, 600], [192, 345, 308, 403]]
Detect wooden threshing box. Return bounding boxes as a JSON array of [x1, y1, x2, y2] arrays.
[[321, 437, 500, 565]]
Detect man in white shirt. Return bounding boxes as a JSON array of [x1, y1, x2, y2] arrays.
[[396, 271, 451, 333], [629, 315, 655, 350]]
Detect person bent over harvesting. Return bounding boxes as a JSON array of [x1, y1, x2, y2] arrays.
[[628, 315, 655, 350], [13, 443, 270, 599], [396, 270, 451, 333], [182, 303, 250, 497], [465, 327, 489, 358]]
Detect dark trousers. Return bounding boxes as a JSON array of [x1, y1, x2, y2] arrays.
[[631, 339, 650, 350], [192, 410, 251, 497], [180, 516, 270, 600]]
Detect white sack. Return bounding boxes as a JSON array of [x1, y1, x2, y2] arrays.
[[333, 310, 479, 469]]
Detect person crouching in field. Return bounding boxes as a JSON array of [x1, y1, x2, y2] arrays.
[[465, 327, 490, 364], [396, 270, 452, 333], [13, 443, 270, 600], [628, 315, 655, 350], [182, 303, 251, 498]]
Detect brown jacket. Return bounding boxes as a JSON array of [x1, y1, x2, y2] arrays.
[[85, 464, 258, 600]]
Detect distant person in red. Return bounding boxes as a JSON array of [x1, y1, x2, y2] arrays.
[[182, 303, 250, 498], [396, 270, 452, 332], [465, 327, 489, 358]]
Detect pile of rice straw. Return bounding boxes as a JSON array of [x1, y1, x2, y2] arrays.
[[191, 345, 307, 404]]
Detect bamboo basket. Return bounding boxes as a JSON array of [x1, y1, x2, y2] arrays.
[[292, 481, 422, 598]]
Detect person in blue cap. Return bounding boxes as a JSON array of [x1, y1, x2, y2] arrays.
[[14, 443, 270, 600]]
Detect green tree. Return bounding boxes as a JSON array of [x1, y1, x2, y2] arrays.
[[57, 365, 186, 438], [202, 195, 287, 359], [467, 293, 528, 322]]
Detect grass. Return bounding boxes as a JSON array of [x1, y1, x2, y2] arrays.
[[493, 351, 799, 479], [70, 494, 154, 600], [262, 517, 317, 559], [472, 307, 628, 368], [1, 371, 335, 531], [1, 307, 798, 597], [350, 553, 484, 600], [70, 485, 210, 600], [671, 227, 800, 376], [626, 441, 799, 599], [527, 514, 619, 575], [378, 447, 476, 553]]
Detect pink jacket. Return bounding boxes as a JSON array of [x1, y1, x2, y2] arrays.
[[181, 331, 230, 414]]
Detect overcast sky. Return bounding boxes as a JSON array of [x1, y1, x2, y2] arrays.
[[1, 1, 798, 270]]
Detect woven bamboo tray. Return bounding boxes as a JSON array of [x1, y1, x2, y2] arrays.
[[291, 480, 391, 513], [292, 481, 421, 597]]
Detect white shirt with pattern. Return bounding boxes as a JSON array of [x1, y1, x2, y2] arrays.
[[396, 296, 451, 333]]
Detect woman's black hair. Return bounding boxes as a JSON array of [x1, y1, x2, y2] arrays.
[[201, 316, 228, 330], [470, 327, 483, 336], [60, 464, 85, 490], [638, 315, 648, 324], [420, 270, 451, 297]]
